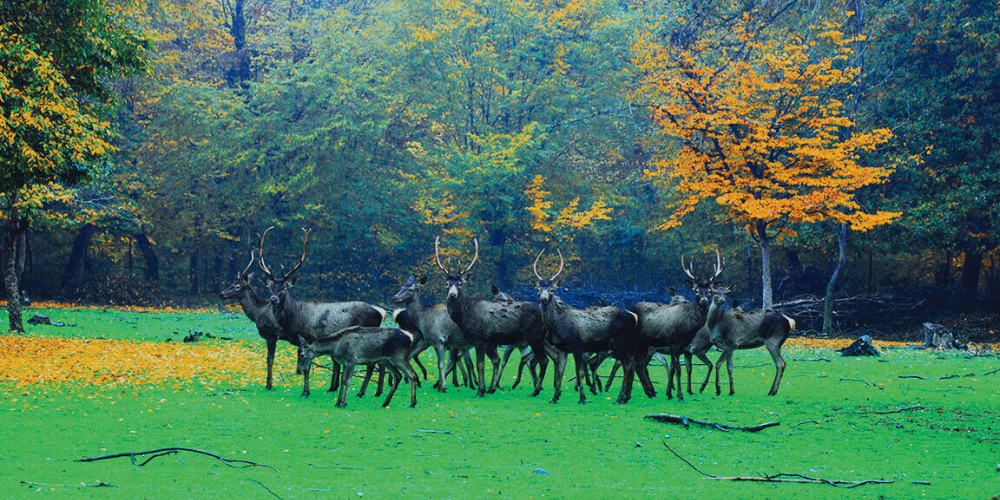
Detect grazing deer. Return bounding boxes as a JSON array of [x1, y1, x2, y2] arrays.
[[532, 249, 638, 404], [436, 237, 550, 398], [621, 251, 721, 403], [296, 327, 419, 408], [392, 274, 473, 392], [703, 285, 796, 396], [258, 226, 387, 398], [219, 250, 285, 390]]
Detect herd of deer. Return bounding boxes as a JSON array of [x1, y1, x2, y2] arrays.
[[220, 227, 796, 409]]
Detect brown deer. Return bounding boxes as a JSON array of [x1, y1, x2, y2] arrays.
[[392, 274, 473, 392], [435, 237, 550, 398], [258, 226, 387, 397], [621, 251, 722, 403], [702, 285, 796, 396], [296, 327, 419, 408], [219, 250, 285, 390], [532, 249, 638, 404]]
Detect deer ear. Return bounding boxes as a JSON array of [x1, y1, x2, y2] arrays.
[[684, 279, 695, 290], [288, 277, 299, 287], [731, 298, 740, 309], [418, 276, 428, 285], [554, 278, 563, 288], [530, 279, 539, 288], [668, 286, 678, 296], [298, 335, 307, 346], [246, 272, 256, 282]]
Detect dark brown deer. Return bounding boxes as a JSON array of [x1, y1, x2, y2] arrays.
[[295, 327, 419, 408], [392, 274, 473, 393], [702, 285, 796, 396], [532, 249, 638, 404], [219, 250, 285, 390], [258, 226, 387, 397], [621, 251, 722, 403], [436, 237, 550, 398]]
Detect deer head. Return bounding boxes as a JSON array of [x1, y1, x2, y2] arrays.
[[435, 236, 478, 300], [219, 250, 257, 300], [258, 226, 312, 305], [681, 248, 723, 307], [531, 248, 565, 305], [392, 274, 427, 304], [295, 335, 315, 375]]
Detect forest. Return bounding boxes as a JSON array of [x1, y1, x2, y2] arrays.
[[3, 0, 998, 337]]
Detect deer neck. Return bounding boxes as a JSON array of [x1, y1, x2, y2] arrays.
[[240, 287, 269, 322], [705, 299, 724, 332]]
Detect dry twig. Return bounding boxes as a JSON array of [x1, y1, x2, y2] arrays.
[[76, 447, 277, 472], [644, 414, 780, 432], [873, 405, 925, 415], [20, 480, 115, 489], [663, 442, 893, 488]]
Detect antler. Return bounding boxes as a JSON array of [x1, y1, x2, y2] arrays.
[[681, 254, 697, 281], [257, 226, 276, 279], [282, 227, 311, 280], [434, 236, 450, 275], [462, 238, 479, 276], [710, 248, 724, 282], [239, 249, 256, 280], [533, 248, 565, 281], [533, 250, 546, 280]]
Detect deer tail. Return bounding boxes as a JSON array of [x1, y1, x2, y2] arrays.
[[371, 305, 388, 323], [781, 314, 796, 332]]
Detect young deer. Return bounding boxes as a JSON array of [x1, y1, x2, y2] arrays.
[[436, 237, 550, 398], [532, 249, 638, 404], [258, 227, 387, 397], [703, 285, 796, 396], [296, 327, 419, 408]]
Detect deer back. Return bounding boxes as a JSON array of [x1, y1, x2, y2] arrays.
[[278, 299, 384, 342], [710, 309, 795, 350], [309, 326, 415, 365], [546, 300, 636, 352]]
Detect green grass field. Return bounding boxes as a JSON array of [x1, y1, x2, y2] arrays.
[[2, 306, 999, 499]]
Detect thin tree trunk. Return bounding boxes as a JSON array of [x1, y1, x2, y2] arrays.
[[960, 251, 982, 306], [757, 221, 773, 310], [60, 223, 96, 290], [189, 252, 199, 295], [4, 214, 29, 333], [823, 224, 848, 334], [133, 232, 158, 281]]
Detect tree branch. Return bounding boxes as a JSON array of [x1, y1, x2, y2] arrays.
[[644, 414, 780, 432], [76, 447, 277, 472]]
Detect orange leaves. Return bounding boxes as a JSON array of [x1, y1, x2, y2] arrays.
[[0, 336, 275, 389]]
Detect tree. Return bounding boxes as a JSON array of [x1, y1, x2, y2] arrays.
[[632, 4, 898, 309], [0, 1, 148, 331]]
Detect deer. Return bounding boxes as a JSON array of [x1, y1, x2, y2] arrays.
[[257, 226, 387, 398], [700, 285, 796, 396], [532, 249, 638, 404], [219, 249, 286, 390], [620, 250, 722, 404], [295, 327, 419, 408], [391, 274, 473, 393], [435, 237, 550, 398]]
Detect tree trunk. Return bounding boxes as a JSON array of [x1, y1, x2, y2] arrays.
[[960, 251, 982, 305], [60, 223, 96, 290], [756, 221, 773, 310], [4, 215, 29, 333], [189, 252, 199, 295], [133, 232, 159, 281], [823, 224, 848, 334]]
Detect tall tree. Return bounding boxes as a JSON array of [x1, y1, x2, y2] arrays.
[[1, 1, 149, 330], [631, 2, 898, 308]]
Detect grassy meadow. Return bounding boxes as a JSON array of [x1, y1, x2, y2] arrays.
[[2, 304, 999, 499]]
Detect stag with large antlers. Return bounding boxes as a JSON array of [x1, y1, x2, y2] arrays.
[[258, 226, 387, 398], [435, 237, 550, 398], [219, 250, 285, 390], [532, 249, 638, 404], [619, 250, 723, 404]]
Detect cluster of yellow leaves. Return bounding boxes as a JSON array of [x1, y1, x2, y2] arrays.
[[525, 175, 613, 236], [0, 336, 279, 388], [631, 13, 900, 233]]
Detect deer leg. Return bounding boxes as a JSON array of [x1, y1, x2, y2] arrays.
[[433, 343, 448, 393], [671, 351, 685, 402], [408, 338, 430, 380], [614, 358, 634, 404], [587, 353, 605, 392], [374, 363, 387, 397], [683, 352, 692, 394], [474, 347, 487, 398], [357, 364, 375, 398], [512, 350, 531, 389], [381, 365, 403, 408], [766, 342, 786, 396], [264, 337, 277, 390], [301, 364, 312, 398], [636, 352, 657, 399], [550, 350, 567, 404], [497, 344, 518, 390], [328, 358, 341, 392], [412, 353, 429, 381], [337, 363, 355, 408], [485, 346, 503, 394], [713, 350, 728, 396], [606, 359, 621, 392], [573, 352, 589, 404], [696, 350, 713, 393]]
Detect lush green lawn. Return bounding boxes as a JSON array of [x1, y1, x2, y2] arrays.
[[2, 307, 999, 499]]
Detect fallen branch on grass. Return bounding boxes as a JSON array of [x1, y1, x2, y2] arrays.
[[644, 414, 779, 432], [663, 442, 893, 488], [984, 368, 999, 376], [898, 375, 927, 380], [873, 405, 925, 415], [839, 378, 880, 387], [416, 429, 454, 434], [20, 480, 115, 489], [244, 479, 284, 500], [76, 447, 277, 472]]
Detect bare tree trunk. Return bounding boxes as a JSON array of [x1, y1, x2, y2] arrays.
[[756, 221, 773, 310], [961, 251, 982, 306], [4, 212, 29, 333], [133, 232, 158, 281], [60, 223, 96, 290], [189, 252, 199, 295], [823, 224, 848, 334]]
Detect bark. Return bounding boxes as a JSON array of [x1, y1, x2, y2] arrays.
[[960, 251, 982, 305], [60, 223, 96, 289], [189, 252, 199, 295], [823, 224, 848, 334], [756, 221, 773, 310], [4, 216, 29, 333], [133, 232, 159, 281]]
